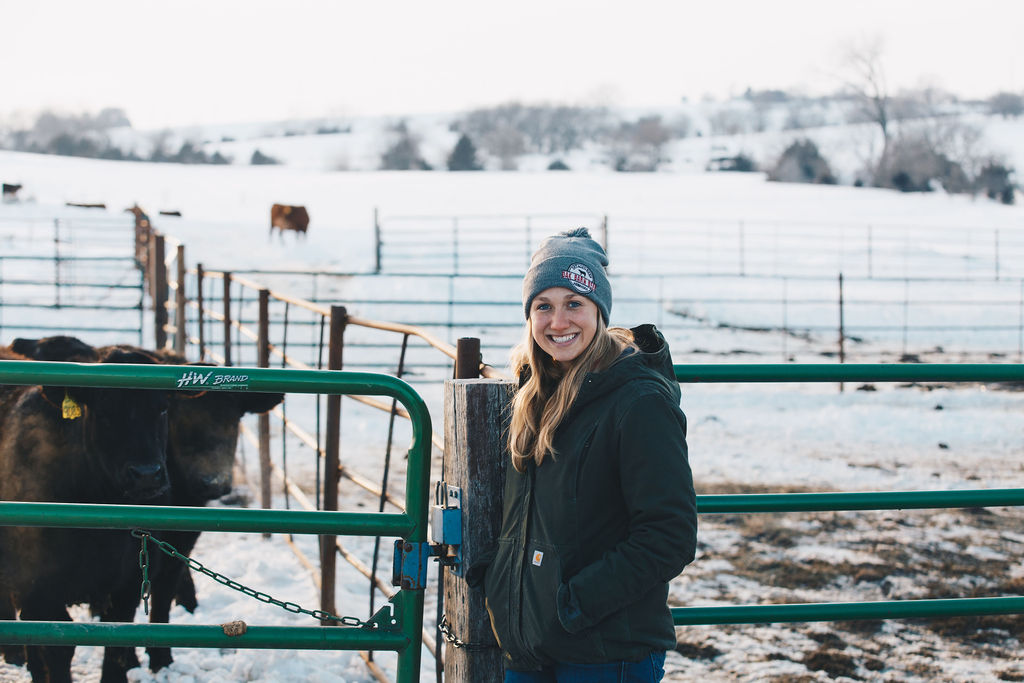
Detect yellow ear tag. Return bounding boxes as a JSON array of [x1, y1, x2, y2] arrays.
[[62, 392, 82, 420]]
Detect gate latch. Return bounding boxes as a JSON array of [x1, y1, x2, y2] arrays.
[[430, 482, 463, 576], [391, 482, 464, 589]]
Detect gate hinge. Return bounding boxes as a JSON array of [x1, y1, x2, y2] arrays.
[[392, 540, 439, 590]]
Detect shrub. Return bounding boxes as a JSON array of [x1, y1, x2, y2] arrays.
[[706, 153, 757, 173], [988, 92, 1024, 118], [975, 162, 1016, 204], [250, 149, 280, 165], [874, 133, 965, 193], [547, 159, 570, 171], [447, 134, 482, 171], [768, 139, 836, 184], [380, 123, 430, 170]]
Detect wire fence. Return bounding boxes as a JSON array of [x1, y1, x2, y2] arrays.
[[376, 211, 1024, 281], [0, 213, 145, 344], [215, 269, 1024, 369]]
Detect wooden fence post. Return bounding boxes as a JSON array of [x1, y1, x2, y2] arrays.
[[222, 272, 232, 366], [152, 233, 167, 349], [53, 220, 62, 309], [321, 305, 347, 622], [175, 244, 186, 353], [196, 264, 206, 361], [838, 272, 845, 394], [442, 378, 515, 683], [601, 214, 609, 262], [258, 289, 271, 537], [374, 207, 382, 274], [455, 337, 481, 380]]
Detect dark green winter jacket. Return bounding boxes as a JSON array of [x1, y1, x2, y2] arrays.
[[482, 324, 698, 671]]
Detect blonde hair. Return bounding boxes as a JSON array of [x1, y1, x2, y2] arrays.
[[508, 319, 635, 472]]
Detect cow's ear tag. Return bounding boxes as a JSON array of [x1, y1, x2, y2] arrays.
[[61, 392, 82, 420]]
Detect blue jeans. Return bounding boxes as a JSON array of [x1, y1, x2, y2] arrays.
[[504, 652, 666, 683]]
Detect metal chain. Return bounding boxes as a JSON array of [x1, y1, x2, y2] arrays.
[[137, 532, 152, 615], [437, 614, 498, 651], [131, 529, 371, 628]]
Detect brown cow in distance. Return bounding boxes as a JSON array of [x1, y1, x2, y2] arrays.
[[270, 203, 309, 238]]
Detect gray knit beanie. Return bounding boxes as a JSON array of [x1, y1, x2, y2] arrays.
[[522, 227, 611, 324]]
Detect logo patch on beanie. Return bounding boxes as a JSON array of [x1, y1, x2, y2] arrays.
[[562, 263, 596, 294]]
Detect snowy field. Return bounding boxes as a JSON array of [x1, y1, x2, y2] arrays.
[[1, 148, 1024, 682]]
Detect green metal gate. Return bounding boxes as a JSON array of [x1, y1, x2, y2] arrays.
[[672, 362, 1024, 627], [0, 361, 433, 683]]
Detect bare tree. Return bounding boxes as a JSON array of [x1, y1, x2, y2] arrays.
[[483, 124, 526, 170], [839, 35, 892, 158], [612, 116, 672, 172], [708, 108, 751, 136], [380, 120, 430, 170]]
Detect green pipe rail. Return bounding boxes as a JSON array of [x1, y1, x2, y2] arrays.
[[674, 362, 1024, 384], [0, 360, 431, 683], [672, 361, 1024, 627]]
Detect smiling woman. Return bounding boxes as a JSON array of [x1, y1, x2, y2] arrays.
[[472, 228, 699, 682]]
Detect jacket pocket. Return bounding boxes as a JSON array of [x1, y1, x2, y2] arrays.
[[520, 541, 606, 663], [483, 537, 532, 664]]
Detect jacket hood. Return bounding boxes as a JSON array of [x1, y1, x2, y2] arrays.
[[569, 324, 680, 419]]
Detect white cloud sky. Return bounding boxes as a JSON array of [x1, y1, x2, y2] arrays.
[[5, 0, 1022, 129]]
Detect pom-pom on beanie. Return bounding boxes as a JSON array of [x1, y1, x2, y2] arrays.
[[522, 227, 611, 324]]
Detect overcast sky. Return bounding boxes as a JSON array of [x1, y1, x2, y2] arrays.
[[5, 0, 1021, 130]]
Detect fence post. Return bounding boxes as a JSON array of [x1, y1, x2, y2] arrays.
[[196, 264, 206, 361], [321, 305, 347, 622], [601, 214, 609, 263], [738, 220, 746, 276], [782, 277, 789, 362], [222, 272, 232, 366], [867, 225, 873, 279], [175, 245, 186, 353], [257, 289, 271, 537], [53, 219, 62, 308], [453, 217, 460, 276], [455, 337, 481, 380], [152, 233, 168, 349], [134, 208, 151, 270], [374, 207, 382, 274], [838, 272, 845, 393], [995, 229, 1000, 281], [1019, 279, 1023, 363], [443, 378, 515, 683]]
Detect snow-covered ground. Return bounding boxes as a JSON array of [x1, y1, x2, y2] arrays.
[[1, 135, 1023, 682]]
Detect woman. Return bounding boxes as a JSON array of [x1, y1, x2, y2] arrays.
[[481, 228, 698, 682]]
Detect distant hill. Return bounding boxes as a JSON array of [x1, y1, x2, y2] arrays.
[[2, 96, 1022, 201]]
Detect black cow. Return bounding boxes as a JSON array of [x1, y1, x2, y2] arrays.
[[0, 347, 171, 682], [105, 347, 282, 677], [8, 338, 284, 679], [1, 184, 21, 201]]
